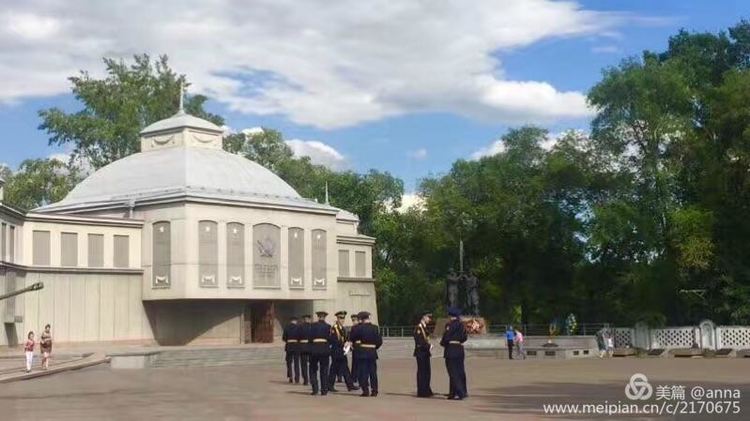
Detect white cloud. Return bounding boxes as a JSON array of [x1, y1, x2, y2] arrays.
[[591, 45, 620, 54], [285, 139, 347, 170], [241, 127, 264, 136], [0, 1, 657, 128], [471, 139, 506, 159], [396, 193, 425, 213], [471, 129, 589, 159], [408, 148, 428, 160]]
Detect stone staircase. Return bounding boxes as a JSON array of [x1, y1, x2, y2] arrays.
[[145, 339, 416, 369]]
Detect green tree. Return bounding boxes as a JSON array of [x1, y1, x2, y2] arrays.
[[2, 159, 80, 211], [39, 54, 223, 171]]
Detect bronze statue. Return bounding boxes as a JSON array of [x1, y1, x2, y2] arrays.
[[446, 269, 460, 309], [464, 271, 480, 316]]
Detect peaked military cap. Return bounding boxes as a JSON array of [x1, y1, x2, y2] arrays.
[[447, 307, 462, 317], [315, 311, 329, 317], [357, 311, 371, 320]]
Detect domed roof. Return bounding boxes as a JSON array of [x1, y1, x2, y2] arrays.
[[36, 108, 335, 214]]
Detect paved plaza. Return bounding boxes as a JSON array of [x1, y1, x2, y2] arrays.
[[1, 356, 748, 420]]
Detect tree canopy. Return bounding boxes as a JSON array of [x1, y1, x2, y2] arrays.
[[5, 21, 750, 326]]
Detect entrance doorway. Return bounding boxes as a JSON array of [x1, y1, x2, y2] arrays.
[[243, 301, 275, 343]]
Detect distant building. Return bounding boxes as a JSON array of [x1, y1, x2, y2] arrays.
[[0, 108, 376, 346]]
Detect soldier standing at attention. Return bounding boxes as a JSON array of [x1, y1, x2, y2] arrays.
[[299, 314, 312, 385], [440, 307, 468, 400], [282, 316, 302, 383], [308, 311, 333, 395], [413, 311, 434, 398], [328, 311, 359, 392], [349, 314, 361, 385], [348, 311, 383, 397]]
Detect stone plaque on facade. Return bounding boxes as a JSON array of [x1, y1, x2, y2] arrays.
[[153, 221, 171, 288], [253, 223, 280, 288], [311, 229, 327, 289], [227, 222, 245, 288], [288, 227, 304, 289]]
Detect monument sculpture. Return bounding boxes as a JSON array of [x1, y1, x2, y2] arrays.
[[464, 271, 480, 316], [446, 269, 460, 309]]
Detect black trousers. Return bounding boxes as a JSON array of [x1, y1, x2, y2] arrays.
[[415, 353, 433, 397], [445, 357, 467, 398], [351, 354, 359, 383], [285, 351, 300, 382], [300, 353, 310, 384], [309, 354, 330, 394], [329, 355, 355, 389], [507, 340, 514, 359], [357, 359, 378, 394]]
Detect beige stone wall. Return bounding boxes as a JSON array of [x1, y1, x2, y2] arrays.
[[335, 280, 378, 325], [0, 270, 153, 346]]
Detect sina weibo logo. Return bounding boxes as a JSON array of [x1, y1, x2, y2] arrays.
[[256, 237, 276, 257]]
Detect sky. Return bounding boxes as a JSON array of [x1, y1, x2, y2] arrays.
[[0, 0, 747, 200]]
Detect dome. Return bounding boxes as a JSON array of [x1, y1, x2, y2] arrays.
[[36, 147, 318, 211]]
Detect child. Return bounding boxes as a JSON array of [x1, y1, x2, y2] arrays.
[[514, 328, 526, 360], [24, 331, 35, 373], [40, 324, 53, 370]]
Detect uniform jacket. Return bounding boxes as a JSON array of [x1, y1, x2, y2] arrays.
[[349, 323, 382, 360], [300, 322, 312, 355], [282, 323, 301, 352], [330, 322, 348, 359], [440, 318, 468, 359], [413, 322, 431, 357], [308, 320, 333, 356]]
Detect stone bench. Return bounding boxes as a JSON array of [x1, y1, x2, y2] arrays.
[[670, 348, 703, 358]]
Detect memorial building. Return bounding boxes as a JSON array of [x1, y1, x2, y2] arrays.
[[0, 106, 376, 346]]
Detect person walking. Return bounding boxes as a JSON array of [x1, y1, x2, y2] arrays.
[[596, 328, 606, 358], [440, 308, 468, 400], [413, 311, 434, 398], [299, 314, 312, 385], [308, 311, 333, 396], [40, 324, 53, 370], [348, 311, 382, 397], [23, 331, 35, 373], [328, 311, 359, 392], [513, 328, 525, 360], [505, 326, 516, 360], [282, 316, 301, 383]]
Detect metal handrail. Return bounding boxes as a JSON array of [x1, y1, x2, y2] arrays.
[[379, 322, 611, 337]]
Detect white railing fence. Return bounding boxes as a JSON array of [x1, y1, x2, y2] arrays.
[[612, 320, 750, 351]]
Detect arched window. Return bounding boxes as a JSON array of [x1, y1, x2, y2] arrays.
[[199, 220, 218, 287], [311, 229, 327, 289], [253, 223, 280, 288], [227, 223, 245, 288], [153, 221, 171, 288], [288, 227, 304, 288]]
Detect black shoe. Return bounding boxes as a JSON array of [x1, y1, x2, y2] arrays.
[[348, 386, 360, 391], [328, 388, 339, 393], [446, 395, 456, 400], [288, 378, 293, 383], [311, 391, 318, 396], [321, 392, 328, 396], [371, 391, 378, 397], [295, 380, 300, 384], [360, 392, 370, 397]]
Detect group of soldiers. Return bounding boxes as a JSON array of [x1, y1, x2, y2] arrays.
[[282, 310, 382, 397], [283, 306, 469, 400]]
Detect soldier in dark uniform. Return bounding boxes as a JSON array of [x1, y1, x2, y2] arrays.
[[299, 314, 313, 385], [348, 311, 382, 397], [413, 311, 434, 397], [328, 311, 359, 392], [440, 307, 468, 400], [308, 311, 333, 395], [349, 314, 361, 386], [282, 316, 301, 383]]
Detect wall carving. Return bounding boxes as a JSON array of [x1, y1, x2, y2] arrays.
[[253, 223, 280, 288], [288, 227, 304, 289], [311, 229, 327, 290]]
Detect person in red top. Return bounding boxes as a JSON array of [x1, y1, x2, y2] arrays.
[[23, 331, 35, 373]]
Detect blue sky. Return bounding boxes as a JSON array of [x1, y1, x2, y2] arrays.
[[0, 0, 747, 194]]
